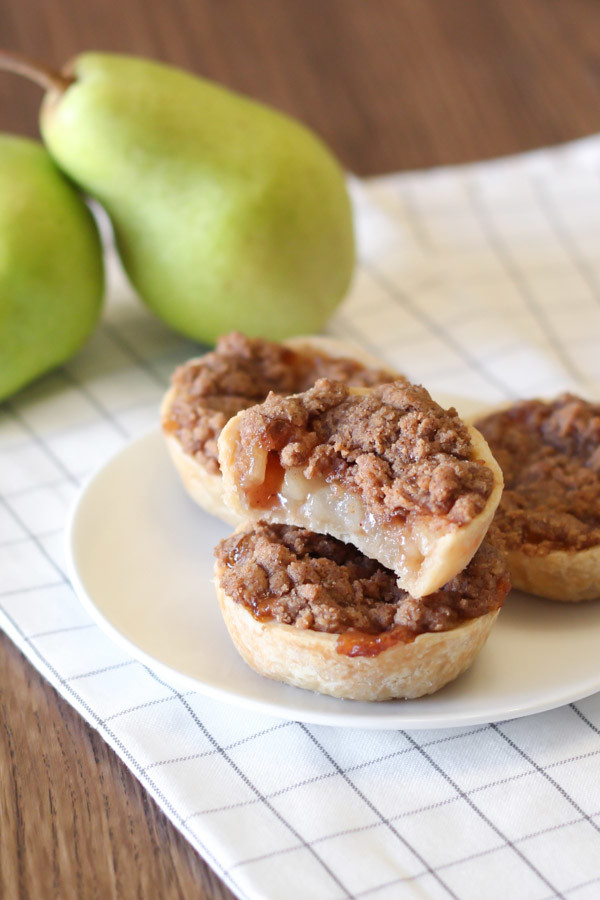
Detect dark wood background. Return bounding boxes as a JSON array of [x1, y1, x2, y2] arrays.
[[2, 1, 600, 898], [3, 0, 600, 174]]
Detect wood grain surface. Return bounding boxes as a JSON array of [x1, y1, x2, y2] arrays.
[[1, 2, 600, 898], [2, 0, 600, 173]]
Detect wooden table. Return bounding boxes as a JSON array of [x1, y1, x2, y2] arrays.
[[1, 2, 600, 897]]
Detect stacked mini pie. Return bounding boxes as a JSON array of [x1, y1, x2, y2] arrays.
[[162, 332, 514, 701]]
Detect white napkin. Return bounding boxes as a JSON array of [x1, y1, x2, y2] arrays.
[[3, 137, 600, 900]]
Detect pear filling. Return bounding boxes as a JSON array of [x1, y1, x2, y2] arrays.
[[220, 378, 501, 596], [214, 522, 509, 653], [234, 442, 446, 590]]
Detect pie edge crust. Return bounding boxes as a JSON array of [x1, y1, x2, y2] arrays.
[[214, 557, 500, 701], [161, 336, 399, 524], [507, 546, 600, 602], [469, 402, 600, 603]]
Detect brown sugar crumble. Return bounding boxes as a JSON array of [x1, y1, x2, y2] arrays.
[[215, 523, 508, 640], [163, 332, 395, 474], [235, 378, 495, 525], [476, 394, 600, 555]]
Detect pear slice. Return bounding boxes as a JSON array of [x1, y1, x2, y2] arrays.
[[218, 380, 503, 597], [161, 334, 399, 523]]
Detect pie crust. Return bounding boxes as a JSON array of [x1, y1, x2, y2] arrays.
[[161, 336, 398, 523], [507, 546, 600, 602], [474, 396, 600, 602], [214, 561, 501, 701]]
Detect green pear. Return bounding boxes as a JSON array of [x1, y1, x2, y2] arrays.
[[32, 53, 354, 344], [0, 134, 103, 401]]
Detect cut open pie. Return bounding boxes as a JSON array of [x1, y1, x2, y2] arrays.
[[218, 378, 503, 597], [161, 332, 398, 523]]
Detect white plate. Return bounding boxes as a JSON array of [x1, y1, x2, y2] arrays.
[[66, 428, 600, 730]]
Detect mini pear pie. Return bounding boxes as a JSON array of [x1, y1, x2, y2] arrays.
[[476, 394, 600, 602], [161, 332, 399, 524], [214, 523, 509, 701], [218, 378, 503, 597]]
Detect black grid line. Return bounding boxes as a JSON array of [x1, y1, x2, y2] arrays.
[[561, 875, 600, 898], [13, 393, 160, 448], [232, 799, 600, 899], [0, 495, 67, 589], [0, 436, 43, 454], [6, 407, 109, 447], [570, 704, 600, 736], [58, 367, 129, 439], [4, 402, 80, 487], [0, 581, 64, 599], [401, 730, 565, 899], [437, 304, 529, 333], [144, 721, 293, 772], [350, 839, 512, 900], [139, 666, 354, 899], [532, 173, 600, 311], [0, 534, 42, 549], [225, 737, 600, 876], [0, 606, 248, 900], [0, 528, 64, 548], [361, 261, 516, 399], [68, 660, 138, 681], [103, 691, 199, 723], [298, 723, 461, 900], [101, 322, 172, 389], [0, 478, 76, 502], [187, 771, 341, 823], [353, 804, 600, 900], [492, 722, 600, 837], [465, 177, 587, 387], [28, 622, 98, 640], [185, 726, 491, 823], [182, 721, 600, 825], [390, 179, 435, 253]]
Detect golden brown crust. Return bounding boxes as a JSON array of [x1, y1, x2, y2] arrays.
[[161, 337, 399, 523], [508, 546, 600, 602], [214, 564, 500, 700], [161, 386, 240, 524]]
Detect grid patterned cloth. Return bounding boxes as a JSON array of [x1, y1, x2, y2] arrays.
[[2, 137, 600, 900]]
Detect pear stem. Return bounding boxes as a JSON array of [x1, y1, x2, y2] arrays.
[[0, 50, 74, 93]]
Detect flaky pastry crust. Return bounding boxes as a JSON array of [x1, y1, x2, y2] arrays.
[[507, 546, 600, 602], [214, 565, 500, 700], [161, 390, 241, 525]]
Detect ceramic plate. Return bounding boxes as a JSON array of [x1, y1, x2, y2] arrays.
[[66, 427, 600, 730]]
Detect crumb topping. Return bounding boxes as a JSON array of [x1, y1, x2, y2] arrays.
[[235, 378, 495, 525], [163, 332, 395, 473], [476, 394, 600, 554], [215, 523, 508, 636]]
